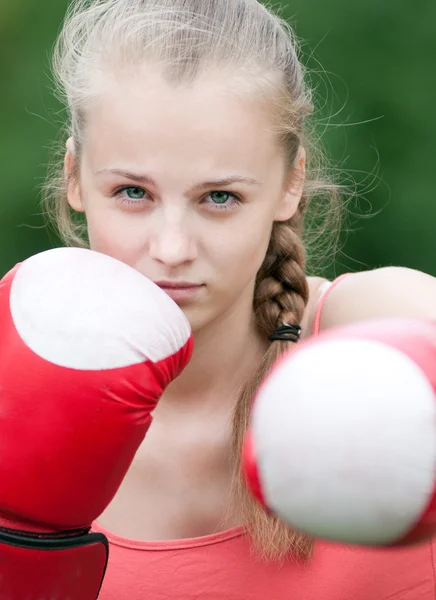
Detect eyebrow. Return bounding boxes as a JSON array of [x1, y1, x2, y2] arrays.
[[95, 168, 262, 190]]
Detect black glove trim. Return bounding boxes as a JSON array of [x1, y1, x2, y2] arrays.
[[0, 526, 108, 551]]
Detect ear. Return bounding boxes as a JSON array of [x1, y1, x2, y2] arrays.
[[274, 146, 306, 222], [65, 137, 85, 213]]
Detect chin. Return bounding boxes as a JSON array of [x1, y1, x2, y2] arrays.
[[181, 308, 209, 334], [177, 302, 220, 335]]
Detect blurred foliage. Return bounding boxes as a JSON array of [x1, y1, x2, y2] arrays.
[[1, 0, 435, 278]]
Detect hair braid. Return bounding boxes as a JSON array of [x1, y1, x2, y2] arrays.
[[231, 211, 314, 563], [254, 218, 309, 335]]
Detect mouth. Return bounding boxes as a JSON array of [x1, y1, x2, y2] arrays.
[[155, 282, 204, 302], [155, 281, 202, 289]]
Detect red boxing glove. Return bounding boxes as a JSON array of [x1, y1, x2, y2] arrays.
[[0, 247, 193, 599], [243, 318, 436, 547]]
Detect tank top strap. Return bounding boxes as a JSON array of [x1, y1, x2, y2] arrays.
[[312, 273, 352, 336]]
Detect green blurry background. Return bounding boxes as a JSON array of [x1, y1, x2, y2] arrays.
[[1, 1, 435, 279]]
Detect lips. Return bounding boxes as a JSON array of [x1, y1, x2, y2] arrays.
[[154, 281, 201, 289], [154, 282, 204, 303]]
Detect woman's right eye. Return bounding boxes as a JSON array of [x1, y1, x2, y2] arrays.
[[113, 186, 148, 206]]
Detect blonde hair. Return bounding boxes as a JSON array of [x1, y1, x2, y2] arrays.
[[44, 0, 344, 562]]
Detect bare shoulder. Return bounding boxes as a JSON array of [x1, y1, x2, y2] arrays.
[[303, 275, 331, 338], [316, 266, 436, 332]]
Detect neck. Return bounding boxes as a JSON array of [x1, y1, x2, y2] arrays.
[[161, 299, 268, 412]]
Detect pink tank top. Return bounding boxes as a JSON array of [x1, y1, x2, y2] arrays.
[[91, 274, 436, 599]]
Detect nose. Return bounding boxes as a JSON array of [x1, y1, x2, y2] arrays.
[[148, 209, 197, 268]]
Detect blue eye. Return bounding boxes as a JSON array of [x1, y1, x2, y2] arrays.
[[206, 191, 241, 210], [123, 187, 145, 200], [113, 186, 148, 206], [210, 191, 230, 204]]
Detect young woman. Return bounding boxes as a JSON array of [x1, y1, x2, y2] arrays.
[[42, 0, 436, 597]]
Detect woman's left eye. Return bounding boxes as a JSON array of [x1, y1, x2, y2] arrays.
[[204, 191, 241, 210]]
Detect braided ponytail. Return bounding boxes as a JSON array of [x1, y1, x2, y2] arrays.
[[231, 208, 315, 563], [255, 220, 309, 334]]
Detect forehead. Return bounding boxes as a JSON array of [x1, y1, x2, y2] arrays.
[[83, 66, 282, 174]]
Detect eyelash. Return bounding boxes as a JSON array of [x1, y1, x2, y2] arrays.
[[112, 186, 243, 211]]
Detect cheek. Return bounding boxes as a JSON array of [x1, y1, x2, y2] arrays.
[[86, 207, 143, 266], [212, 214, 272, 283]]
